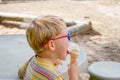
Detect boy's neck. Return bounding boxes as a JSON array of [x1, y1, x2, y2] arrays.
[[36, 51, 57, 65]]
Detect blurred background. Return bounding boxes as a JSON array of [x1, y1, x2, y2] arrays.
[[0, 0, 120, 80]]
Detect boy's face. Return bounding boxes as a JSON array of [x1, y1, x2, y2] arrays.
[[54, 24, 70, 60]]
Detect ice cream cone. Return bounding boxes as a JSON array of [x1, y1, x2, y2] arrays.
[[70, 53, 78, 64], [70, 46, 80, 64]]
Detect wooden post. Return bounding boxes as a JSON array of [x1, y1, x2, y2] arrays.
[[67, 21, 92, 36]]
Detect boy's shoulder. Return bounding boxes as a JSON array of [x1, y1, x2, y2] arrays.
[[28, 56, 64, 80]]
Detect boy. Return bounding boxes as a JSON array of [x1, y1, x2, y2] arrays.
[[18, 15, 79, 80]]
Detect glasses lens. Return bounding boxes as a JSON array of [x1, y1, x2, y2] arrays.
[[68, 32, 71, 41]]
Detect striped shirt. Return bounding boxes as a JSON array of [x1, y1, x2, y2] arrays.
[[24, 56, 64, 80]]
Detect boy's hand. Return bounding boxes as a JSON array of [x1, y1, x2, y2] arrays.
[[55, 59, 62, 68], [68, 60, 78, 80]]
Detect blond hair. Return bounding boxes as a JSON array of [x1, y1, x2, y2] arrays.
[[26, 15, 66, 55]]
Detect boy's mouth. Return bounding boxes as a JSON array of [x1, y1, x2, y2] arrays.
[[66, 50, 71, 54]]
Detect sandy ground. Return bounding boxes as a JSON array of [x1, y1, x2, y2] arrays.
[[0, 0, 120, 80]]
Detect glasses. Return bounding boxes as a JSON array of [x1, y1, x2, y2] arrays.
[[44, 32, 71, 45], [51, 32, 70, 41]]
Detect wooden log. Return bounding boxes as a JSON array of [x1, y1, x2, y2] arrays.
[[0, 12, 36, 28], [0, 12, 92, 34], [0, 12, 77, 27], [67, 21, 92, 36], [0, 12, 36, 23], [1, 20, 78, 29], [65, 20, 77, 27], [1, 19, 78, 29], [1, 19, 77, 28], [2, 20, 30, 29]]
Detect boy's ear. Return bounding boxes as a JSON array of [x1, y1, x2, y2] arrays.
[[47, 40, 55, 51]]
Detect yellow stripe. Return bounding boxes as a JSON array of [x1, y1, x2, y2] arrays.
[[26, 57, 64, 80], [29, 65, 48, 80], [34, 57, 58, 76]]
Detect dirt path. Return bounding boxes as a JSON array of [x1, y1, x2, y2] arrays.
[[0, 0, 120, 80]]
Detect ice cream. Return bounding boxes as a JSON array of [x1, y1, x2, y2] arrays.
[[70, 45, 80, 65]]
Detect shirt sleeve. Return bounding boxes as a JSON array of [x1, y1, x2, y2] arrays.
[[18, 56, 34, 79]]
